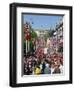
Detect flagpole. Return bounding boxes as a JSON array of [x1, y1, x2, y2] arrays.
[[26, 40, 27, 54], [28, 40, 29, 53]]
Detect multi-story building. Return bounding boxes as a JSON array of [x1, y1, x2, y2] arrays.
[[35, 29, 49, 48], [50, 19, 63, 54], [35, 29, 49, 38]]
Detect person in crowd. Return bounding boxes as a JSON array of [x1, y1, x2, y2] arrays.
[[44, 62, 51, 74], [35, 66, 41, 75], [51, 62, 55, 74], [53, 62, 61, 74], [41, 60, 46, 74], [32, 56, 37, 67], [23, 57, 28, 75], [59, 59, 63, 73]]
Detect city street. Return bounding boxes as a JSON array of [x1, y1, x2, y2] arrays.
[[23, 14, 63, 75]]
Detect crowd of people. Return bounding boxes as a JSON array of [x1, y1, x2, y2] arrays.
[[23, 52, 63, 75]]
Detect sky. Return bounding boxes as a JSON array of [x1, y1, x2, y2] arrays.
[[22, 14, 63, 30]]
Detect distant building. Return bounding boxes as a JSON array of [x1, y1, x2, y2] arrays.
[[34, 29, 49, 49], [50, 19, 63, 54], [35, 29, 49, 38]]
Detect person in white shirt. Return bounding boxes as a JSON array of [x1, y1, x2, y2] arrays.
[[51, 62, 55, 74]]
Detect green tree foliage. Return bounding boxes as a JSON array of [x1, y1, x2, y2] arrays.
[[30, 30, 37, 39], [29, 24, 38, 39]]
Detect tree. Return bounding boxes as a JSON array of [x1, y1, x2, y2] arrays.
[[29, 24, 38, 39], [30, 30, 37, 39]]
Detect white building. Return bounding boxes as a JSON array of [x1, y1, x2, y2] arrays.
[[34, 29, 49, 38], [50, 18, 63, 54]]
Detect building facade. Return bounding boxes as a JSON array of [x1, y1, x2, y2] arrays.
[[50, 19, 63, 54]]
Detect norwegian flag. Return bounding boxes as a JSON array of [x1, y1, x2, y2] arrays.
[[24, 32, 31, 41], [24, 22, 29, 33], [24, 22, 31, 41]]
